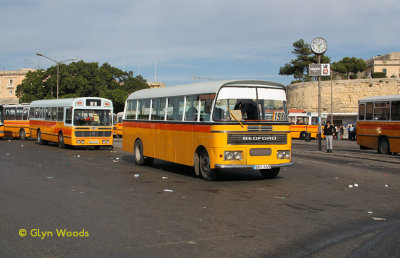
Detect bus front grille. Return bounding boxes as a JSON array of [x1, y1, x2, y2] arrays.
[[228, 133, 287, 145], [75, 131, 112, 137]]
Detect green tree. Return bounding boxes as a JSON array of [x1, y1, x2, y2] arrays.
[[331, 57, 366, 79], [279, 39, 330, 83], [16, 61, 149, 112]]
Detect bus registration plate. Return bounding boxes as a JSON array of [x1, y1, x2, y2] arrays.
[[89, 140, 99, 144], [253, 165, 271, 170]]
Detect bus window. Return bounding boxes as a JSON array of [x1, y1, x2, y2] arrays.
[[5, 108, 16, 120], [199, 94, 215, 122], [66, 108, 72, 124], [57, 107, 63, 121], [126, 100, 137, 119], [373, 102, 389, 120], [358, 104, 365, 120], [392, 101, 400, 120], [151, 98, 166, 120], [16, 107, 23, 120], [185, 95, 199, 121], [138, 99, 151, 120], [23, 107, 29, 120], [365, 102, 373, 120], [167, 96, 184, 121]]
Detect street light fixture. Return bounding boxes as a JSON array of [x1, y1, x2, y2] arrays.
[[36, 52, 77, 99]]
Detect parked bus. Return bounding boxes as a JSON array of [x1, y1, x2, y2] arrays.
[[2, 104, 30, 140], [123, 80, 292, 180], [357, 95, 400, 154], [29, 97, 113, 148], [0, 105, 4, 138], [113, 112, 123, 137], [289, 111, 327, 139]]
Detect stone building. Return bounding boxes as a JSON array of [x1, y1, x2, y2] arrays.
[[286, 78, 400, 125], [147, 82, 166, 88], [0, 69, 35, 104], [362, 52, 400, 78]]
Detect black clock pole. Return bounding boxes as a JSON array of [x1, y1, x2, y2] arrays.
[[317, 55, 322, 151]]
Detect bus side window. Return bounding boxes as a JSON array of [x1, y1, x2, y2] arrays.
[[392, 101, 400, 120], [57, 107, 64, 121], [358, 104, 365, 120], [199, 94, 215, 122], [16, 107, 23, 120], [66, 108, 72, 124]]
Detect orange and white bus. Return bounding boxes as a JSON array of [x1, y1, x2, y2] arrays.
[[2, 104, 30, 140], [0, 105, 4, 138], [357, 95, 400, 154], [289, 111, 327, 139], [113, 112, 123, 137], [122, 80, 292, 180], [29, 97, 113, 148]]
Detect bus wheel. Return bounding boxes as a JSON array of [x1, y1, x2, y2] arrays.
[[37, 130, 46, 145], [300, 132, 306, 140], [199, 150, 218, 181], [260, 168, 280, 179], [378, 137, 390, 155], [58, 133, 66, 148], [134, 139, 148, 165], [19, 129, 26, 141]]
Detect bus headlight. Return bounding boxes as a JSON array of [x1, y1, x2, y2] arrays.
[[277, 150, 290, 159], [224, 151, 242, 160], [102, 140, 110, 144]]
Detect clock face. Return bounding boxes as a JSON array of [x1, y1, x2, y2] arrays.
[[311, 37, 327, 54]]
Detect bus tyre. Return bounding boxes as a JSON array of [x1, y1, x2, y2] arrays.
[[199, 150, 218, 181], [260, 167, 280, 179], [58, 133, 66, 148], [134, 139, 154, 166], [378, 138, 390, 155], [37, 130, 45, 145], [300, 132, 306, 140], [19, 129, 26, 141]]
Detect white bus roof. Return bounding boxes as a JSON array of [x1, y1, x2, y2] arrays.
[[30, 97, 113, 108], [127, 80, 285, 100], [359, 95, 400, 102]]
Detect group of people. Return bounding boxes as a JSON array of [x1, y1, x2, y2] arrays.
[[323, 121, 356, 153]]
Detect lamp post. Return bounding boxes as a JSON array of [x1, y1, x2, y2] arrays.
[[36, 53, 77, 99]]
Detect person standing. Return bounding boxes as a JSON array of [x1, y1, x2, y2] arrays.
[[324, 121, 336, 153]]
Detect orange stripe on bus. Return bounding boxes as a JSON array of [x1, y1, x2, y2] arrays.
[[124, 121, 211, 133], [358, 124, 400, 130]]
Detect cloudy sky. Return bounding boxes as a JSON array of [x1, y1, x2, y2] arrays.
[[1, 0, 399, 86]]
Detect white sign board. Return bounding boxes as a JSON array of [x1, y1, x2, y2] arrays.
[[309, 63, 331, 76]]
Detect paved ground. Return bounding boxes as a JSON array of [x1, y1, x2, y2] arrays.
[[0, 137, 399, 257]]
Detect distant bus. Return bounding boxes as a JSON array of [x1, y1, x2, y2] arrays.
[[2, 104, 30, 140], [29, 97, 113, 148], [123, 80, 292, 180], [0, 105, 4, 138], [113, 112, 123, 137], [357, 95, 400, 154], [289, 112, 327, 139]]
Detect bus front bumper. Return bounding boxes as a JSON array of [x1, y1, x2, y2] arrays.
[[214, 162, 293, 169]]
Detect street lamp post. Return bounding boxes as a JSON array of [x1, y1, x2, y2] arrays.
[[36, 53, 77, 99]]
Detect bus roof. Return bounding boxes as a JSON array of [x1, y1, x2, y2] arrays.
[[127, 80, 286, 100], [30, 97, 113, 108], [359, 94, 400, 102]]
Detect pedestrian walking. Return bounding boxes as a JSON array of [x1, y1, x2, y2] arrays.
[[348, 124, 356, 141], [340, 126, 344, 140], [323, 121, 336, 153]]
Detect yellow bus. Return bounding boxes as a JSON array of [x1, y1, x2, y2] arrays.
[[2, 104, 30, 140], [289, 111, 327, 139], [113, 112, 123, 137], [0, 105, 4, 138], [122, 80, 292, 180], [357, 95, 400, 154], [29, 97, 113, 149]]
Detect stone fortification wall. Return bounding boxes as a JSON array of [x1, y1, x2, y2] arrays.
[[286, 78, 400, 113]]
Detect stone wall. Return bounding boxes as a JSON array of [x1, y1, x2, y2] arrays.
[[286, 78, 400, 113]]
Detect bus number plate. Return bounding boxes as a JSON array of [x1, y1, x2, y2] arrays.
[[89, 140, 99, 144], [254, 165, 271, 170]]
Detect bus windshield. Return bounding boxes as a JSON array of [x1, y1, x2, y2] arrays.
[[74, 109, 112, 126], [213, 87, 287, 122]]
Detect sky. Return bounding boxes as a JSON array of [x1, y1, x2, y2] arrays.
[[1, 0, 399, 86]]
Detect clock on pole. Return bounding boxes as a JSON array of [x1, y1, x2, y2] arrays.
[[310, 37, 327, 55]]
